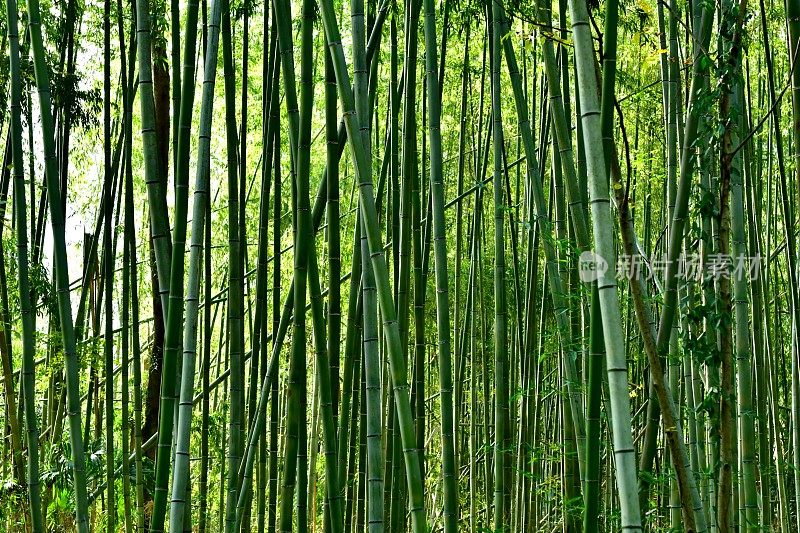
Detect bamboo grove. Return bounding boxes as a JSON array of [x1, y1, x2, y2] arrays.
[[0, 0, 799, 529]]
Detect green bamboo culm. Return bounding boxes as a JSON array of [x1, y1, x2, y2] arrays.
[[360, 213, 385, 533], [278, 0, 314, 528], [102, 0, 116, 527], [123, 44, 147, 532], [221, 0, 247, 526], [350, 0, 385, 529], [316, 0, 428, 530], [583, 289, 603, 532], [148, 0, 202, 523], [789, 0, 800, 183], [167, 0, 221, 527], [567, 0, 642, 527], [422, 0, 458, 528], [235, 13, 278, 531], [489, 1, 510, 529], [115, 1, 135, 528], [500, 0, 590, 481], [25, 0, 91, 527], [8, 0, 44, 527], [392, 1, 419, 525], [253, 16, 278, 532], [134, 0, 172, 315]]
